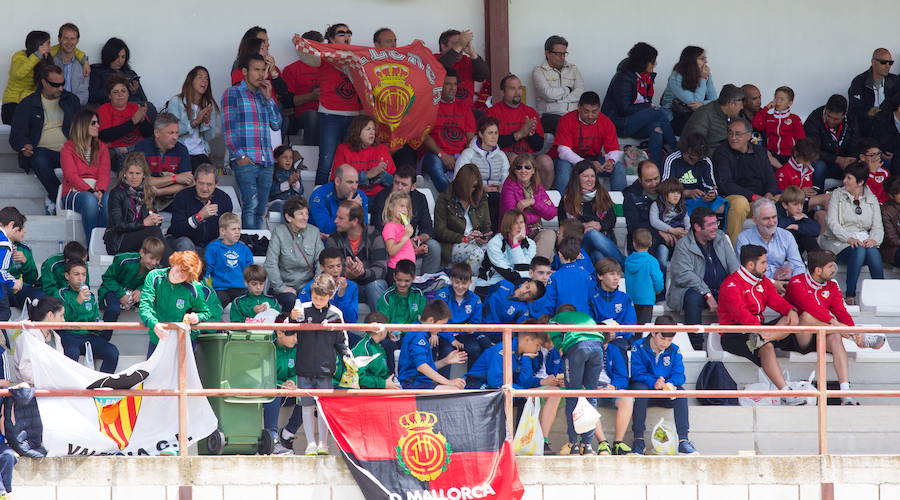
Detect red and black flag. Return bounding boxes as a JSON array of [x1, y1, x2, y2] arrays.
[[318, 391, 523, 500]]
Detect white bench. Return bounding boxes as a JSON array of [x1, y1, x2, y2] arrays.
[[860, 279, 900, 316], [219, 185, 242, 216], [88, 227, 115, 266], [674, 330, 707, 363]]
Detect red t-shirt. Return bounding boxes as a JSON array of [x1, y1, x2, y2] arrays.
[[319, 63, 361, 112], [435, 52, 475, 106], [97, 102, 144, 148], [430, 99, 476, 155], [486, 101, 543, 154], [281, 60, 320, 116], [331, 143, 396, 197], [552, 109, 621, 159]]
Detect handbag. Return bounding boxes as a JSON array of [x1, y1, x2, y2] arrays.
[[670, 98, 693, 118]]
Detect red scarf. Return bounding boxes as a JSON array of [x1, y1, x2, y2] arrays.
[[823, 110, 845, 146], [636, 72, 654, 100]]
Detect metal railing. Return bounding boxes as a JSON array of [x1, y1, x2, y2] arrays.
[[6, 319, 900, 500]]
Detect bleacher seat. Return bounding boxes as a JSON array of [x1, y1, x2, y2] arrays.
[[544, 190, 561, 229], [673, 330, 707, 362], [860, 279, 900, 316], [88, 227, 114, 266], [241, 229, 271, 265], [417, 187, 435, 225], [844, 326, 900, 362], [705, 325, 751, 363], [219, 185, 242, 215], [291, 145, 319, 196]]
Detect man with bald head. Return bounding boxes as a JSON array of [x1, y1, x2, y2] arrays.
[[740, 84, 766, 146], [849, 48, 900, 135], [309, 163, 368, 238]]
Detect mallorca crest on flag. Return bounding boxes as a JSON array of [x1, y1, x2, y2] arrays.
[[295, 37, 445, 150], [318, 391, 524, 500]]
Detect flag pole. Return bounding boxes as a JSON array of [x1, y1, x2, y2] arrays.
[[502, 327, 513, 440]]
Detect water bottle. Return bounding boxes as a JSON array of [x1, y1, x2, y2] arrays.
[[58, 240, 64, 253]]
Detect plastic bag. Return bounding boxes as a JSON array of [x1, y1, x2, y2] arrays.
[[651, 418, 677, 456], [337, 355, 380, 389], [572, 397, 600, 434], [786, 371, 817, 406], [513, 397, 543, 456], [82, 341, 95, 370], [738, 382, 780, 406]]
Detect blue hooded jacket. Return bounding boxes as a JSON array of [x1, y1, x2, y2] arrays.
[[539, 261, 593, 316], [308, 182, 369, 235], [624, 250, 664, 306], [435, 286, 482, 342], [630, 335, 685, 388], [482, 281, 532, 337], [398, 330, 436, 387]]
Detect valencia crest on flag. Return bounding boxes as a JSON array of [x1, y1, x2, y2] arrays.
[[318, 391, 523, 500], [295, 37, 445, 150]]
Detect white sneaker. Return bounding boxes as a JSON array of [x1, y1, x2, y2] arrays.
[[305, 442, 318, 455], [857, 334, 886, 350], [780, 387, 806, 406], [272, 442, 293, 455], [316, 442, 329, 455]]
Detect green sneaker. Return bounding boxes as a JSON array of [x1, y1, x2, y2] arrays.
[[612, 441, 633, 455], [595, 440, 611, 455]]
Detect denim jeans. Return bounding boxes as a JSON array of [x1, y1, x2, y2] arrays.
[[30, 147, 61, 200], [682, 288, 709, 350], [263, 397, 303, 433], [583, 229, 625, 265], [553, 157, 627, 192], [101, 291, 123, 342], [563, 339, 605, 444], [620, 108, 676, 165], [812, 160, 844, 192], [59, 332, 120, 373], [0, 284, 45, 321], [316, 113, 355, 185], [300, 110, 320, 146], [837, 246, 884, 297], [421, 153, 453, 193], [418, 238, 442, 275], [630, 381, 689, 440], [62, 190, 110, 241], [233, 162, 274, 229], [653, 243, 670, 276], [360, 279, 388, 312]]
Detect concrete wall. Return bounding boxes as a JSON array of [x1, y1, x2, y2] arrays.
[[11, 455, 900, 500], [1, 0, 485, 112]]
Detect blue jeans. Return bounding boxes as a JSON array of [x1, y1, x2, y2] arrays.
[[0, 284, 45, 321], [30, 147, 61, 200], [263, 397, 303, 433], [101, 291, 124, 342], [583, 229, 625, 265], [653, 243, 670, 276], [620, 108, 676, 165], [316, 113, 355, 185], [62, 190, 110, 242], [233, 162, 273, 229], [563, 340, 605, 444], [630, 381, 690, 441], [422, 153, 452, 193], [360, 279, 388, 312], [812, 160, 843, 192], [300, 110, 319, 146], [553, 158, 627, 193], [837, 246, 884, 297], [59, 332, 120, 373]]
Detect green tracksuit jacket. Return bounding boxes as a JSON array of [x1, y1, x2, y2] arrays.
[[139, 268, 211, 344]]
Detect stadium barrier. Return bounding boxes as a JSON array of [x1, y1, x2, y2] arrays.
[[5, 319, 900, 500]]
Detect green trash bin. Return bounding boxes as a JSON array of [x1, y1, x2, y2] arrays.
[[195, 331, 276, 455]]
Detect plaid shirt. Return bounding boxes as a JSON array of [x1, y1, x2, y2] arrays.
[[222, 80, 282, 167]]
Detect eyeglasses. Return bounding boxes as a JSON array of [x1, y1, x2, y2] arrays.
[[853, 199, 862, 215], [44, 79, 65, 88], [335, 30, 353, 37], [514, 164, 534, 171], [876, 59, 895, 66], [548, 51, 568, 57], [727, 130, 750, 137]]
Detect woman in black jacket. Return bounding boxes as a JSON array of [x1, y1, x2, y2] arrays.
[[104, 152, 166, 254], [601, 42, 676, 165], [559, 161, 624, 264], [88, 37, 149, 105]]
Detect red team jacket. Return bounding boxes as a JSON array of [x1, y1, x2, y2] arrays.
[[486, 100, 544, 154], [775, 157, 814, 190], [752, 106, 806, 157], [717, 267, 795, 327], [867, 167, 890, 204], [784, 273, 854, 326], [552, 109, 621, 160]]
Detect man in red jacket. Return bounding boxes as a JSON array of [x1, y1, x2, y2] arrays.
[[718, 244, 804, 405]]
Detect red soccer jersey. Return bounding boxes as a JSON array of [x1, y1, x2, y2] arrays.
[[331, 143, 396, 197], [868, 167, 890, 204], [752, 107, 806, 157], [552, 109, 621, 160], [430, 99, 476, 155], [775, 157, 814, 190], [318, 62, 361, 112], [717, 267, 794, 327], [486, 100, 544, 154], [784, 273, 854, 326], [435, 52, 475, 106], [281, 60, 320, 116]]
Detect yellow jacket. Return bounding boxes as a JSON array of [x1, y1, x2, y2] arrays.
[[3, 46, 86, 104]]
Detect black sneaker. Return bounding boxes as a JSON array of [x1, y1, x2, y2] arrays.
[[543, 441, 556, 456], [278, 426, 294, 450], [612, 441, 633, 455]]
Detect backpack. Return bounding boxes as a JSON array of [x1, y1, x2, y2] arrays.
[[695, 361, 739, 406]]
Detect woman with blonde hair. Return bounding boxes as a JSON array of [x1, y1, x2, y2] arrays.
[[60, 109, 111, 241], [499, 153, 557, 257], [104, 152, 166, 254]]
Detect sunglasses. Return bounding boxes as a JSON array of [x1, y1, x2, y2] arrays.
[[876, 59, 895, 66], [853, 199, 862, 216], [335, 30, 353, 37], [514, 164, 534, 171], [44, 79, 65, 88], [90, 120, 99, 125]]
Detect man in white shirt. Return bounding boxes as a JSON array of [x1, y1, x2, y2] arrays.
[[532, 35, 584, 134]]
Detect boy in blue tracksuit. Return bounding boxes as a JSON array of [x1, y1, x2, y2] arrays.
[[435, 263, 483, 372], [397, 300, 467, 390], [589, 258, 637, 455], [482, 279, 545, 347], [464, 330, 558, 389], [624, 228, 665, 325], [539, 237, 594, 316], [629, 315, 698, 455]]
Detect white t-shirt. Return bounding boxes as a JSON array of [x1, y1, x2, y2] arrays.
[[181, 104, 206, 155]]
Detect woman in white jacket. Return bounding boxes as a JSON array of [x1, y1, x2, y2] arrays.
[[455, 116, 509, 230], [818, 162, 885, 303], [14, 297, 66, 385], [475, 209, 535, 292]]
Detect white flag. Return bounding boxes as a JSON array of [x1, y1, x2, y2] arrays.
[[23, 330, 218, 456]]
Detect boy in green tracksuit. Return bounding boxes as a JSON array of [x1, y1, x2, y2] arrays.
[[230, 265, 281, 323], [376, 260, 426, 324], [98, 237, 164, 341], [353, 312, 400, 389], [139, 251, 210, 358], [41, 241, 89, 296], [57, 260, 119, 373], [267, 312, 301, 454]]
